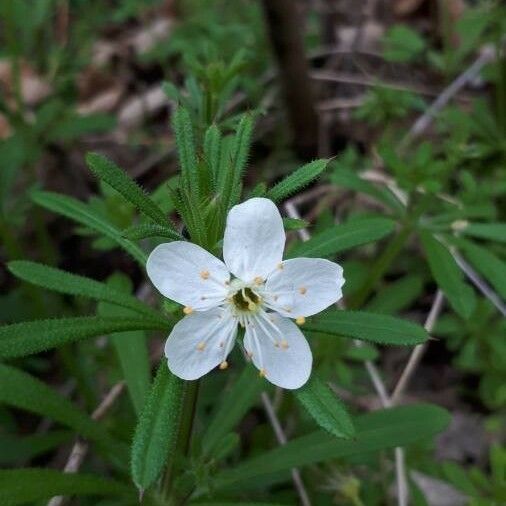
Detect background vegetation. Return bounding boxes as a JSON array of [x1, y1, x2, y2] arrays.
[[0, 1, 504, 505]]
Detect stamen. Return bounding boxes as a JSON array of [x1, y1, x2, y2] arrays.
[[296, 316, 305, 325], [200, 270, 210, 280], [280, 339, 289, 349], [219, 361, 228, 370], [196, 342, 206, 351], [183, 306, 193, 315], [283, 306, 292, 313], [253, 276, 264, 285], [299, 286, 307, 295], [277, 262, 284, 270]]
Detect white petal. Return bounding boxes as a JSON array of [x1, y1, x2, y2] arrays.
[[264, 258, 345, 317], [146, 241, 230, 311], [243, 311, 312, 389], [165, 307, 237, 380], [223, 198, 285, 282]]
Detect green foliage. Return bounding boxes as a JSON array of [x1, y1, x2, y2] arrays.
[[122, 222, 183, 241], [296, 375, 355, 439], [420, 231, 476, 319], [0, 316, 166, 359], [305, 310, 428, 345], [0, 469, 134, 506], [131, 363, 186, 492], [212, 404, 450, 490], [267, 159, 328, 202], [382, 25, 426, 63], [0, 364, 123, 456], [98, 274, 151, 416], [203, 365, 264, 457], [0, 432, 72, 466], [287, 217, 396, 258], [32, 191, 147, 265], [86, 152, 170, 227], [461, 222, 506, 243], [8, 260, 164, 322]]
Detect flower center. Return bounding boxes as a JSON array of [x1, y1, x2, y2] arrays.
[[232, 287, 261, 312]]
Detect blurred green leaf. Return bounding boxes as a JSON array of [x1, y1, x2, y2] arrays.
[[32, 191, 146, 265], [203, 364, 263, 457], [383, 25, 426, 62], [0, 431, 72, 465], [123, 223, 183, 241], [420, 231, 476, 319], [212, 404, 450, 490], [305, 310, 428, 345], [287, 217, 396, 258], [0, 365, 123, 457], [0, 469, 133, 505], [99, 274, 151, 416], [462, 223, 506, 243], [456, 238, 506, 299]]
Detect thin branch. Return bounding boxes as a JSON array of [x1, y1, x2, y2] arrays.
[[261, 392, 312, 506], [47, 382, 126, 506], [390, 291, 445, 405], [400, 45, 496, 148], [452, 251, 506, 317]]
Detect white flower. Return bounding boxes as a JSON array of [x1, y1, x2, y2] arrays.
[[146, 198, 345, 389]]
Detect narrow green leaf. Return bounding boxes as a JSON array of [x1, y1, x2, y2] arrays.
[[8, 260, 164, 322], [0, 469, 133, 505], [331, 165, 404, 213], [212, 404, 450, 490], [462, 222, 506, 243], [99, 274, 151, 416], [131, 362, 185, 491], [32, 190, 146, 265], [304, 309, 428, 345], [0, 316, 167, 359], [366, 275, 424, 314], [283, 217, 309, 231], [456, 238, 506, 299], [227, 114, 254, 206], [203, 365, 264, 457], [173, 106, 199, 197], [0, 431, 72, 465], [86, 152, 168, 225], [296, 375, 355, 439], [204, 124, 222, 187], [0, 365, 122, 455], [420, 231, 476, 318], [287, 218, 396, 259], [268, 159, 328, 203], [123, 223, 183, 241]]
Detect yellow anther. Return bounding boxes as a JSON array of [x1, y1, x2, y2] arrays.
[[219, 361, 229, 370], [277, 262, 284, 270], [196, 342, 206, 351], [299, 286, 307, 295], [281, 339, 289, 349], [248, 302, 257, 311], [253, 276, 264, 285], [296, 316, 305, 325], [200, 270, 210, 280], [259, 368, 267, 377], [183, 306, 193, 315]]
